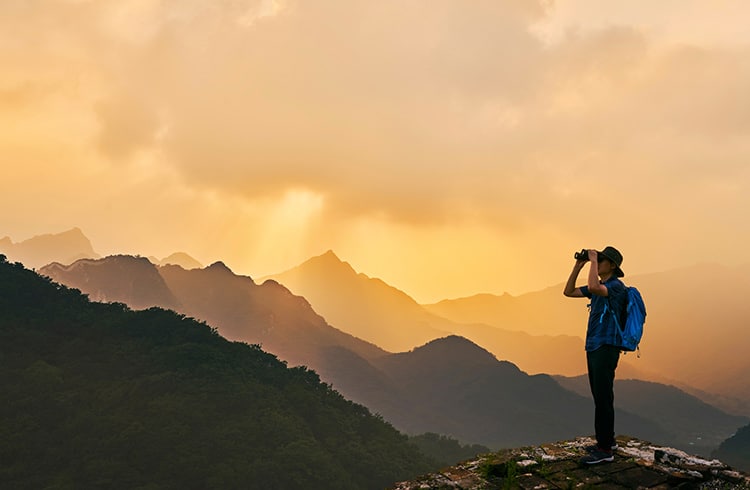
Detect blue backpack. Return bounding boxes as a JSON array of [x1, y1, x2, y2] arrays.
[[613, 287, 647, 353]]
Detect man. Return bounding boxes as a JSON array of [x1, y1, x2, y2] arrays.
[[563, 246, 627, 465]]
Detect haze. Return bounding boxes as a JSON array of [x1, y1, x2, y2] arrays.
[[3, 0, 750, 302]]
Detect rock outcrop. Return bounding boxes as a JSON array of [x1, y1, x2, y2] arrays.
[[392, 436, 750, 489]]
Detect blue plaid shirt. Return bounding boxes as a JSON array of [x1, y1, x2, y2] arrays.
[[581, 277, 627, 352]]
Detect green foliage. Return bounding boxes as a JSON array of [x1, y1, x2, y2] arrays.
[[475, 453, 521, 489], [503, 460, 518, 490], [408, 432, 489, 467], [0, 259, 435, 489]]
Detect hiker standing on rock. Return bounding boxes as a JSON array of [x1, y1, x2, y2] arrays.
[[564, 246, 628, 465]]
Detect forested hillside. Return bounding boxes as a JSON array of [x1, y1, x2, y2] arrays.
[[0, 255, 434, 489], [714, 424, 750, 472]]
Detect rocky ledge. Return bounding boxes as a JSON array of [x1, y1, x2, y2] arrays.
[[392, 436, 750, 489]]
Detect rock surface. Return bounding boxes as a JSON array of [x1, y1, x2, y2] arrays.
[[392, 436, 750, 489]]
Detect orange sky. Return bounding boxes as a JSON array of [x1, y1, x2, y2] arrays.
[[2, 0, 750, 303]]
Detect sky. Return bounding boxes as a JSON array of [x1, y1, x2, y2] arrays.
[[2, 0, 750, 303]]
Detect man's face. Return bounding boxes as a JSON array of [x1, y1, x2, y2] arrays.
[[597, 257, 614, 276]]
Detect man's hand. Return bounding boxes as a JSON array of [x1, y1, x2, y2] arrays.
[[587, 249, 599, 262]]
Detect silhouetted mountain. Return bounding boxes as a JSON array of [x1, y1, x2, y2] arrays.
[[363, 336, 669, 449], [425, 288, 584, 337], [158, 260, 387, 368], [267, 251, 597, 376], [714, 424, 750, 472], [149, 252, 203, 269], [39, 255, 746, 456], [612, 264, 750, 411], [0, 228, 98, 269], [40, 255, 180, 311], [0, 255, 435, 489], [424, 264, 750, 415], [680, 385, 750, 422], [311, 334, 739, 456], [555, 375, 749, 457], [266, 250, 450, 352], [40, 256, 386, 373], [446, 322, 590, 376], [423, 290, 651, 380]]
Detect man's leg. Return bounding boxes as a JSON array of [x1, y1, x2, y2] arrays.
[[586, 345, 620, 449]]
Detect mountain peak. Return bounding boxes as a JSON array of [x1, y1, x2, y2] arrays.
[[63, 226, 86, 237], [293, 250, 358, 278], [39, 255, 179, 311], [0, 228, 98, 269], [403, 335, 500, 368], [313, 249, 353, 268], [158, 252, 203, 270], [206, 261, 233, 273], [321, 249, 339, 260], [266, 250, 450, 352], [37, 227, 92, 247]]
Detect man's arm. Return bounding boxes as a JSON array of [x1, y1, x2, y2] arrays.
[[563, 260, 587, 297], [586, 248, 609, 297]]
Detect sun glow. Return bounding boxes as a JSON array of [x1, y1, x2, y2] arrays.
[[2, 0, 750, 301], [250, 188, 326, 272]]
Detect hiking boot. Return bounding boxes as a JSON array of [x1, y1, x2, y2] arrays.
[[585, 443, 618, 453], [580, 448, 614, 465]]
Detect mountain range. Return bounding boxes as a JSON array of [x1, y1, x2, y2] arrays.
[[6, 252, 749, 486], [1, 228, 203, 275], [267, 250, 596, 377], [40, 255, 385, 371], [39, 253, 747, 455], [12, 228, 750, 457], [0, 228, 99, 269], [555, 375, 747, 457], [423, 264, 750, 415], [24, 229, 749, 409], [0, 255, 435, 489]]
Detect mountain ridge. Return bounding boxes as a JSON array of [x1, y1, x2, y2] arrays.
[[0, 227, 99, 269], [35, 253, 749, 456], [0, 255, 435, 489], [266, 250, 450, 352], [40, 255, 387, 370], [148, 252, 203, 269], [40, 255, 180, 311], [266, 250, 600, 376], [422, 262, 750, 415], [554, 375, 748, 456]]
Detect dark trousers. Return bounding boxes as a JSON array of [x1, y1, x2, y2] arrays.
[[587, 345, 620, 449]]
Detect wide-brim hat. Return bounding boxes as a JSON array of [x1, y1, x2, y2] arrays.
[[598, 246, 624, 277]]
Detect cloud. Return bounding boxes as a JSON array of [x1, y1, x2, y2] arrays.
[[33, 0, 555, 220], [3, 0, 750, 290], [76, 0, 750, 225]]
